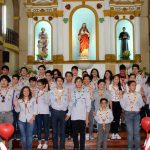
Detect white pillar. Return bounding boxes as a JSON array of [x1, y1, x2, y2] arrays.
[[104, 17, 111, 54], [134, 17, 140, 54], [110, 17, 115, 54], [28, 18, 34, 55]]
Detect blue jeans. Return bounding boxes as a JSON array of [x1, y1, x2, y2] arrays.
[[125, 111, 141, 150], [18, 120, 34, 150], [36, 114, 49, 141], [51, 109, 66, 150]]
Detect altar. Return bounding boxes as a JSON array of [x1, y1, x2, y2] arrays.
[[25, 0, 144, 75]]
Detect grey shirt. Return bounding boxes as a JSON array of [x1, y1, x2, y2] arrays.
[[0, 88, 14, 112], [120, 92, 144, 112]]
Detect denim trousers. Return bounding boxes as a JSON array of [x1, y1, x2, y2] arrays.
[[36, 114, 50, 141], [18, 120, 34, 150], [125, 111, 141, 150], [51, 109, 66, 150]]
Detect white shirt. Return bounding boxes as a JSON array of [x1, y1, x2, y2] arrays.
[[0, 88, 14, 112], [69, 87, 91, 121], [50, 88, 70, 112], [35, 90, 50, 114], [15, 98, 37, 122], [0, 142, 7, 150], [95, 108, 113, 124]]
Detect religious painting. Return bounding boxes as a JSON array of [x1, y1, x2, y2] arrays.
[[34, 21, 52, 61], [116, 20, 134, 60], [72, 8, 96, 60]]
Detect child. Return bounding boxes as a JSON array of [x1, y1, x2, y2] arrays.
[[94, 98, 113, 150], [109, 75, 122, 140], [35, 79, 50, 149], [120, 80, 144, 150]]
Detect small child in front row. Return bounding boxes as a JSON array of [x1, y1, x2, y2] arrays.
[[94, 98, 113, 150]]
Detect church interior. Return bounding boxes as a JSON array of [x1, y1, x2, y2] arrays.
[[0, 0, 150, 150]]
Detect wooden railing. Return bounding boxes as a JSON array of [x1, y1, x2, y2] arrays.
[[5, 28, 19, 46]]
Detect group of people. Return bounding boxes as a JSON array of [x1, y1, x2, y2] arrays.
[[0, 64, 150, 150]]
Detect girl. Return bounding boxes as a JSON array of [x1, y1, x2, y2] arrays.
[[109, 75, 122, 140], [120, 80, 144, 150], [69, 77, 91, 150], [103, 70, 113, 90], [94, 98, 113, 150], [35, 79, 50, 149], [14, 86, 37, 150], [50, 76, 70, 150], [94, 79, 110, 114], [90, 68, 100, 91]]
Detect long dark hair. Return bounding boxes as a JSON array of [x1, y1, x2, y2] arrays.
[[113, 74, 122, 91], [103, 70, 113, 83], [19, 86, 32, 101], [78, 23, 89, 35], [90, 68, 100, 79], [145, 74, 150, 86]]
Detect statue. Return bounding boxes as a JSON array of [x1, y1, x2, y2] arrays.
[[78, 23, 90, 59], [119, 27, 130, 55], [37, 27, 48, 60]]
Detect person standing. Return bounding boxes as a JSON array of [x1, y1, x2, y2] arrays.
[[69, 77, 91, 150], [94, 98, 113, 150], [120, 80, 144, 150], [14, 86, 37, 150], [50, 76, 70, 150]]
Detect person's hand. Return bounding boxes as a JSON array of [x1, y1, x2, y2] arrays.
[[14, 99, 18, 108], [86, 119, 89, 128], [29, 116, 35, 124], [119, 91, 123, 99], [93, 112, 96, 117], [45, 84, 49, 92], [65, 115, 70, 121]]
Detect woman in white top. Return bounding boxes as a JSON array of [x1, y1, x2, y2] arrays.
[[14, 86, 37, 150], [109, 74, 122, 140], [35, 79, 50, 149]]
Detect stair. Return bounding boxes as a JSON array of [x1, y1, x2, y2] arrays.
[[12, 130, 146, 150]]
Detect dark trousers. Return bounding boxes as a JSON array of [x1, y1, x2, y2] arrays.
[[36, 114, 49, 141], [72, 120, 86, 150], [111, 101, 122, 134], [51, 109, 66, 150], [12, 109, 20, 138]]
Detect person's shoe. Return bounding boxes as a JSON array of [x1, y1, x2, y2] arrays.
[[115, 133, 121, 140], [37, 143, 43, 149], [42, 143, 48, 149], [89, 136, 95, 140], [111, 133, 116, 140]]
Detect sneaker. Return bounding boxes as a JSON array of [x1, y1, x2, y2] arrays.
[[89, 136, 95, 140], [111, 133, 116, 140], [42, 143, 48, 149], [37, 143, 43, 149], [115, 133, 121, 140]]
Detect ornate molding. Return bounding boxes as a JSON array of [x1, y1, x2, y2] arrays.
[[53, 55, 64, 62], [134, 54, 141, 62], [27, 9, 63, 18], [0, 0, 5, 4], [105, 54, 116, 61]]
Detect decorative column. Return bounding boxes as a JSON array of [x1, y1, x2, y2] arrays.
[[53, 0, 64, 62], [134, 16, 141, 62], [27, 17, 34, 56]]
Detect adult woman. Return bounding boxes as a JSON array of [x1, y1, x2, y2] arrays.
[[14, 86, 37, 150]]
